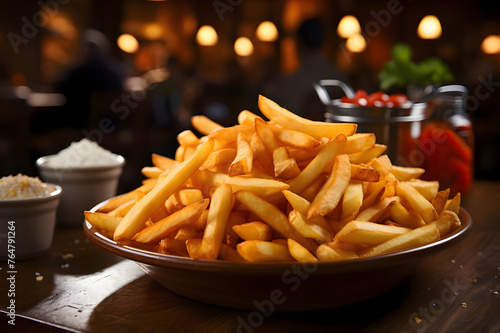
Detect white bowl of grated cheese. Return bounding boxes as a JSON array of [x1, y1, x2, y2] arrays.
[[0, 174, 62, 260], [36, 138, 125, 228]]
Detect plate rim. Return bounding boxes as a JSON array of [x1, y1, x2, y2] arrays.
[[83, 197, 472, 273]]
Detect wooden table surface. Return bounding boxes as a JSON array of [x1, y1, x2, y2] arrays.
[[2, 180, 500, 333]]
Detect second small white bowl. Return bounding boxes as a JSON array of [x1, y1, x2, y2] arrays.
[[36, 155, 125, 228]]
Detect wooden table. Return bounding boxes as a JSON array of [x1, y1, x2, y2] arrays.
[[2, 180, 500, 333]]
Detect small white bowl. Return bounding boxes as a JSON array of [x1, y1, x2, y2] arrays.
[[0, 184, 62, 260], [36, 155, 125, 228]]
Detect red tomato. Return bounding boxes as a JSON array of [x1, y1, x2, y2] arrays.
[[353, 89, 368, 100], [389, 93, 408, 107], [366, 91, 389, 107]]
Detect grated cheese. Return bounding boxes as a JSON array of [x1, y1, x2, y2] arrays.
[[0, 174, 55, 199]]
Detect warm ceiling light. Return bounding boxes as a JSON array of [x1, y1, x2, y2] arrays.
[[196, 25, 218, 46], [234, 37, 254, 56], [345, 33, 366, 53], [144, 24, 163, 40], [256, 21, 279, 42], [337, 15, 361, 38], [117, 34, 139, 53], [417, 15, 442, 39], [481, 35, 500, 54]]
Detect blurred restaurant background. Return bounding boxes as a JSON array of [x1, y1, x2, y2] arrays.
[[1, 0, 499, 193]]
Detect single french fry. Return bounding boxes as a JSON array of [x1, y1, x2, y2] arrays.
[[341, 182, 364, 222], [342, 133, 376, 154], [283, 190, 310, 213], [308, 154, 351, 219], [348, 144, 387, 164], [178, 189, 204, 206], [273, 146, 300, 180], [434, 210, 461, 237], [432, 188, 450, 215], [191, 184, 234, 260], [258, 95, 357, 139], [174, 145, 186, 162], [250, 132, 274, 176], [201, 148, 237, 171], [114, 138, 214, 241], [333, 220, 411, 246], [407, 179, 439, 202], [235, 190, 318, 253], [237, 109, 262, 126], [270, 125, 321, 150], [360, 222, 440, 257], [228, 132, 253, 176], [350, 164, 380, 182], [141, 166, 163, 178], [388, 201, 426, 228], [152, 153, 178, 171], [232, 221, 273, 241], [444, 192, 461, 215], [356, 196, 399, 222], [368, 155, 392, 177], [254, 118, 299, 179], [237, 240, 295, 262], [287, 239, 318, 263], [132, 199, 209, 244], [177, 129, 200, 147], [191, 170, 289, 198], [397, 182, 438, 224], [84, 211, 122, 233], [288, 210, 332, 243], [191, 115, 223, 135], [157, 238, 189, 256], [316, 244, 358, 262], [390, 165, 425, 181]]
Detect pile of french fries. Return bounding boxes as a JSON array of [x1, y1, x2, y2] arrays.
[[85, 95, 463, 263]]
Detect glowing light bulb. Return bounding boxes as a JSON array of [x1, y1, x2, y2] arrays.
[[345, 33, 366, 53], [256, 21, 279, 42], [117, 34, 139, 53], [196, 25, 218, 46], [234, 37, 254, 56], [481, 35, 500, 54], [337, 15, 361, 38], [417, 15, 442, 39]]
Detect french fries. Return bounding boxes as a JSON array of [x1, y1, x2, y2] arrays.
[[86, 95, 465, 263]]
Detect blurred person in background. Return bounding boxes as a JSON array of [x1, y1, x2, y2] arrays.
[[58, 28, 124, 129], [32, 29, 124, 135], [264, 17, 347, 120]]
